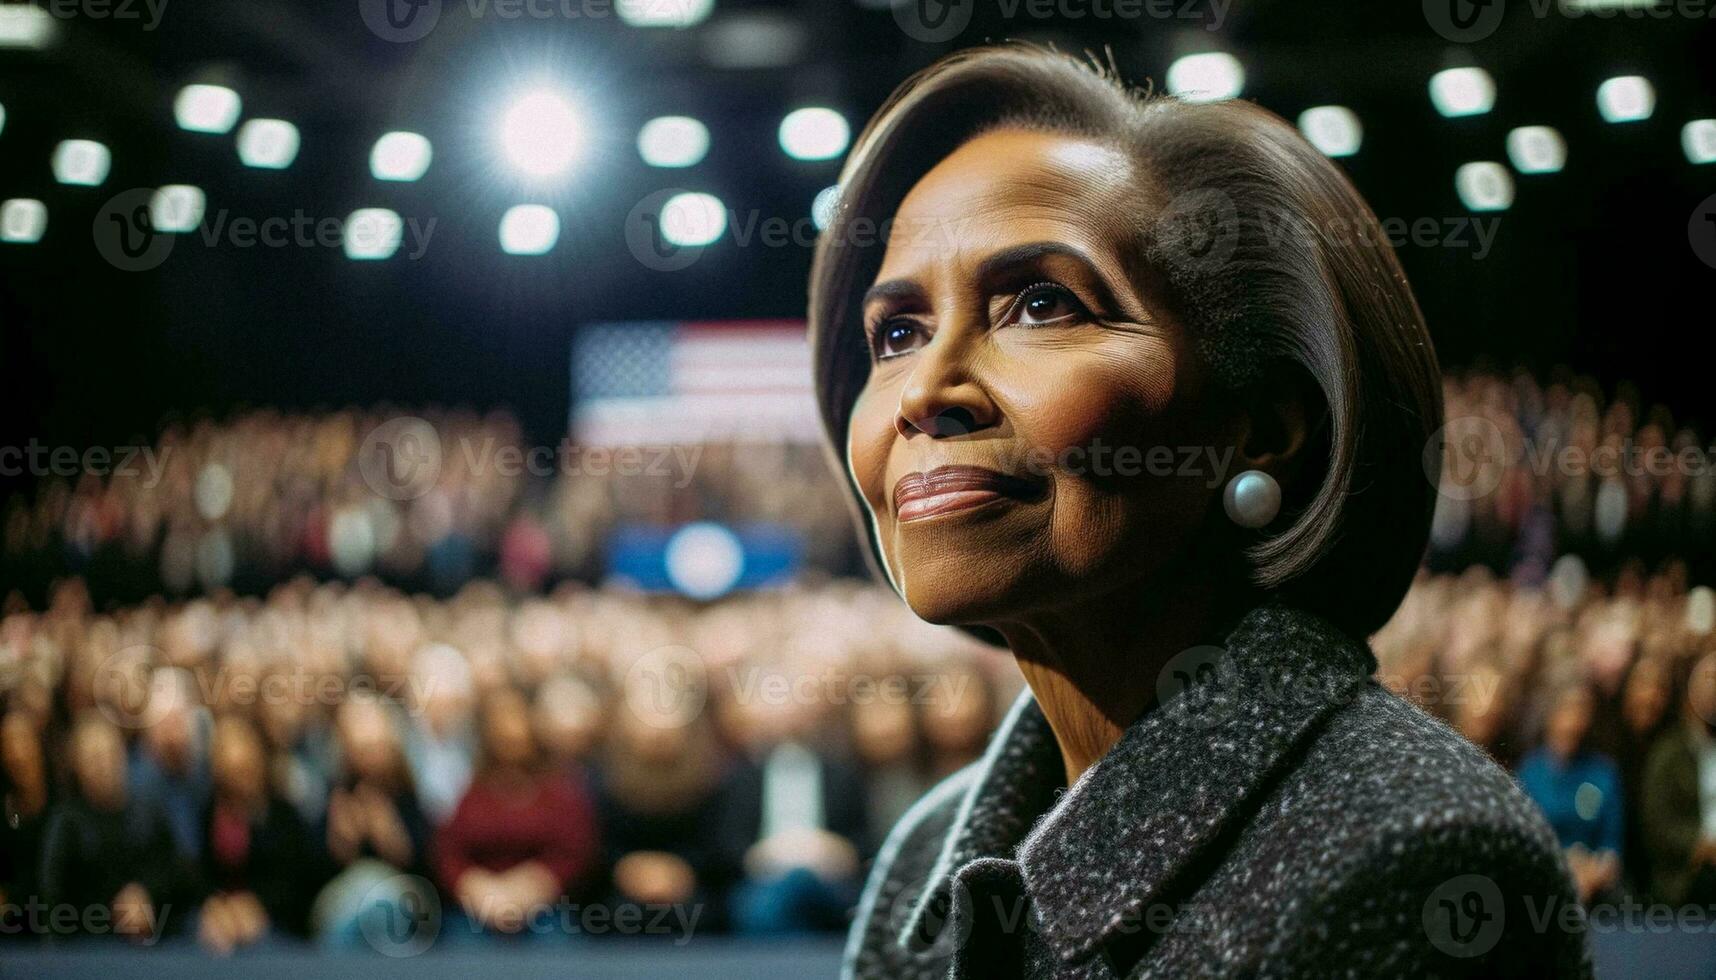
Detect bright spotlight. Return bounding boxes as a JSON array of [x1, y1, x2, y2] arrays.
[[237, 119, 300, 169], [1684, 119, 1716, 165], [1297, 106, 1362, 157], [778, 107, 849, 161], [52, 140, 111, 186], [499, 88, 584, 179], [1454, 162, 1514, 212], [499, 204, 560, 255], [1596, 75, 1654, 123], [0, 5, 56, 49], [174, 84, 243, 134], [617, 0, 714, 28], [1429, 68, 1495, 118], [1505, 126, 1567, 174], [665, 522, 743, 599], [343, 208, 404, 260], [811, 184, 840, 231], [371, 131, 433, 181], [638, 116, 709, 168], [150, 185, 207, 234], [0, 199, 47, 244], [659, 192, 726, 247], [1166, 52, 1245, 103]]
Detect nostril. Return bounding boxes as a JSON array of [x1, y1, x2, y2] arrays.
[[924, 406, 978, 437]]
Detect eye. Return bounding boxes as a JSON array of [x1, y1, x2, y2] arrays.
[[1011, 282, 1084, 326], [872, 318, 928, 360]]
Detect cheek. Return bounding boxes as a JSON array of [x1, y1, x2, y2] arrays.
[[995, 339, 1192, 470], [846, 380, 900, 519]]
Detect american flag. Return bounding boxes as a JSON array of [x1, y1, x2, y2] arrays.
[[571, 320, 819, 445]]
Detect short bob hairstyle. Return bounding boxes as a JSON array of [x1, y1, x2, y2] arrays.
[[808, 45, 1444, 641]]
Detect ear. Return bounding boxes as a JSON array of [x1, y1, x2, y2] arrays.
[[1233, 376, 1315, 473]]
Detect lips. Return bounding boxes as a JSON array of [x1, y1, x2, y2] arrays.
[[892, 465, 1040, 522]]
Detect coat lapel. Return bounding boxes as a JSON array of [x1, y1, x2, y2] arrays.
[[897, 600, 1378, 966]]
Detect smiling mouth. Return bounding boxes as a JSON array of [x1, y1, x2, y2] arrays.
[[892, 465, 1041, 522]]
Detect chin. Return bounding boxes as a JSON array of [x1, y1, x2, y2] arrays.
[[886, 536, 1036, 629]]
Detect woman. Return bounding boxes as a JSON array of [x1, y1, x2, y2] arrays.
[[810, 47, 1589, 978], [433, 687, 598, 941]]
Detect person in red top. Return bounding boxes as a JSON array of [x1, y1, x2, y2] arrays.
[[433, 686, 598, 941]]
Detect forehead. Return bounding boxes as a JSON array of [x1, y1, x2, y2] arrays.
[[878, 128, 1140, 277]]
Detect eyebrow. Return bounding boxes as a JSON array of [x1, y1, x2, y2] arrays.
[[861, 240, 1115, 311]]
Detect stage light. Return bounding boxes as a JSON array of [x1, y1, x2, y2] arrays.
[[1596, 75, 1654, 123], [665, 522, 743, 599], [0, 5, 56, 49], [811, 184, 840, 231], [371, 131, 433, 181], [778, 107, 849, 161], [52, 140, 111, 186], [1297, 106, 1362, 157], [1166, 52, 1245, 103], [150, 185, 207, 234], [659, 192, 726, 247], [0, 199, 46, 243], [617, 0, 714, 28], [1505, 126, 1566, 174], [1685, 120, 1716, 164], [499, 88, 584, 179], [0, 102, 6, 138], [499, 205, 560, 255], [1429, 68, 1495, 118], [1454, 162, 1514, 212], [638, 116, 709, 168], [175, 84, 242, 134], [236, 119, 300, 169], [343, 208, 404, 260]]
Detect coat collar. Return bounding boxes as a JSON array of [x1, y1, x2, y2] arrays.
[[897, 600, 1377, 964]]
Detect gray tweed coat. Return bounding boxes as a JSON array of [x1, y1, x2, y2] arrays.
[[843, 601, 1593, 979]]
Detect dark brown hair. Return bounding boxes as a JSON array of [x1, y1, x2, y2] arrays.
[[808, 45, 1444, 640]]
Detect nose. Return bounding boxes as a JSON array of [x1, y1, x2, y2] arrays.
[[894, 328, 999, 439]]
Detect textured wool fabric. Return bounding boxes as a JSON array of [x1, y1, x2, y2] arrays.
[[843, 601, 1593, 978]]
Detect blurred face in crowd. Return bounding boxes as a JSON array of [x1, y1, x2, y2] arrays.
[[534, 676, 602, 765], [211, 717, 268, 806], [0, 711, 44, 797], [1545, 686, 1595, 759], [919, 667, 990, 754], [852, 696, 916, 767], [1452, 664, 1508, 750], [71, 717, 128, 811], [1687, 652, 1716, 736], [1622, 656, 1672, 737], [481, 689, 537, 770], [338, 699, 399, 784], [847, 128, 1234, 628]]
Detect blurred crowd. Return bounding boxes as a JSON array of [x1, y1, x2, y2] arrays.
[[0, 578, 1007, 949], [0, 408, 860, 605], [1378, 561, 1716, 913]]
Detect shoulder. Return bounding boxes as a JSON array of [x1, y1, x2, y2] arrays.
[[842, 764, 975, 979], [1265, 684, 1591, 976]]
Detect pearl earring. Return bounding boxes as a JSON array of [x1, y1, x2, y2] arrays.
[[1223, 469, 1281, 529]]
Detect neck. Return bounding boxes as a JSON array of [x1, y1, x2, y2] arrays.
[[995, 559, 1246, 786]]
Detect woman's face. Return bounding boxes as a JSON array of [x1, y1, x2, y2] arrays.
[[848, 128, 1231, 626]]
